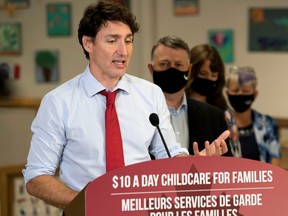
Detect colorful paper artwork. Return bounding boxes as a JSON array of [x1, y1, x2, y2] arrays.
[[0, 0, 30, 8], [208, 29, 234, 63], [35, 50, 59, 83], [0, 23, 21, 55], [47, 3, 71, 36], [249, 8, 288, 51], [174, 0, 199, 15]]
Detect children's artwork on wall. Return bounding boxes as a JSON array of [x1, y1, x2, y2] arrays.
[[47, 3, 71, 36], [35, 50, 59, 83], [0, 63, 10, 79], [0, 0, 30, 8], [249, 8, 288, 51], [208, 29, 234, 63], [0, 62, 20, 79], [0, 165, 61, 216], [174, 0, 199, 16], [0, 23, 21, 55], [0, 0, 30, 16], [13, 177, 62, 215]]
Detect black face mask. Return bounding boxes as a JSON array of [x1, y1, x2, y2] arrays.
[[190, 77, 217, 97], [228, 94, 255, 113], [152, 67, 188, 94]]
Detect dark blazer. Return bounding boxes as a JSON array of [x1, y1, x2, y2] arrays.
[[187, 97, 233, 156]]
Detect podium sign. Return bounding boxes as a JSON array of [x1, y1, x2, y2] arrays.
[[64, 157, 288, 215]]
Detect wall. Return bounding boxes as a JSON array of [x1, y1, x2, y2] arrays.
[[0, 0, 287, 117], [0, 0, 91, 97], [0, 107, 34, 165]]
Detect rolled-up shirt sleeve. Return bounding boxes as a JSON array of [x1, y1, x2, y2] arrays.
[[23, 94, 65, 184]]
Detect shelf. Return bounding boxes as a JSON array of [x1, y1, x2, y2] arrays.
[[0, 97, 41, 110]]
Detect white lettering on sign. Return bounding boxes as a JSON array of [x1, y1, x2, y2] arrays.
[[142, 174, 159, 187], [113, 170, 273, 189], [194, 209, 237, 216], [112, 175, 131, 189], [150, 212, 174, 216], [121, 197, 173, 211], [233, 193, 263, 206], [161, 173, 211, 186], [232, 170, 273, 183], [174, 195, 217, 208], [212, 172, 230, 184]]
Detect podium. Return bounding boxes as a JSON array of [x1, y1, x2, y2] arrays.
[[64, 156, 288, 216]]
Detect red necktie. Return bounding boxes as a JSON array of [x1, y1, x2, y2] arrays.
[[100, 89, 124, 172]]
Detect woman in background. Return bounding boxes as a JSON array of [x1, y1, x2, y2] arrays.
[[225, 66, 280, 165], [186, 44, 241, 157]]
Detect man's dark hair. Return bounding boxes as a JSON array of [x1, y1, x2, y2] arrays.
[[78, 1, 140, 59]]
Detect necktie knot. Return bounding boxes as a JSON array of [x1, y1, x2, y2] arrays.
[[100, 90, 118, 106]]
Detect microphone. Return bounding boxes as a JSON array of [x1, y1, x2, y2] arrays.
[[149, 113, 171, 158]]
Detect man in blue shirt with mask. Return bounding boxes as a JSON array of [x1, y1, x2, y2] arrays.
[[149, 36, 232, 156]]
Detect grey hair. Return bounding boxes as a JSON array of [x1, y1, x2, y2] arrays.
[[150, 35, 190, 60]]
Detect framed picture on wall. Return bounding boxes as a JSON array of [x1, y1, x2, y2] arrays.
[[0, 23, 21, 55], [0, 0, 30, 9], [35, 50, 59, 83], [47, 3, 72, 36], [208, 29, 234, 63], [174, 0, 199, 16], [249, 8, 288, 51]]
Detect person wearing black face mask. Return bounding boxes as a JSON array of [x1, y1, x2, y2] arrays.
[[186, 44, 227, 111], [226, 66, 280, 165], [186, 44, 242, 158], [148, 36, 233, 156]]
